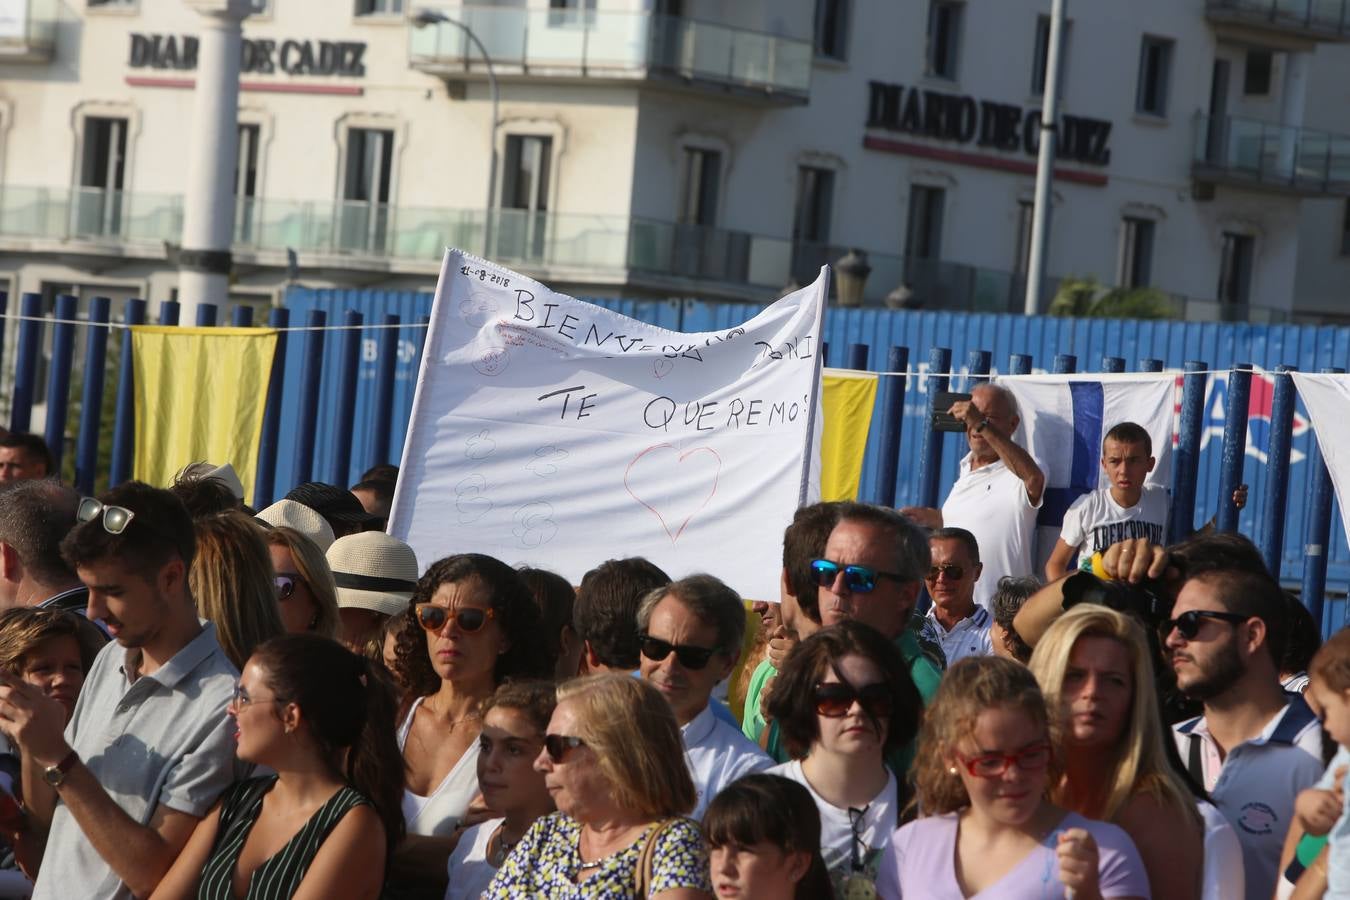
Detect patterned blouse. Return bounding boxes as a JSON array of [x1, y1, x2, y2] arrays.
[[482, 811, 711, 899]]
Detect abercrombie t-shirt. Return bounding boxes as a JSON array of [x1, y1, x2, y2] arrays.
[[1059, 484, 1169, 570]]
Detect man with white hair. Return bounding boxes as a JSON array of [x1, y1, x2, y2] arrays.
[[902, 382, 1044, 610]]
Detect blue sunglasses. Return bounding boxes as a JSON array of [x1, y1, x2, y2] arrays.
[[810, 559, 905, 593]]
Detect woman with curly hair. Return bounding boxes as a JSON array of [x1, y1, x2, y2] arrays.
[[876, 656, 1149, 899], [388, 553, 549, 893]]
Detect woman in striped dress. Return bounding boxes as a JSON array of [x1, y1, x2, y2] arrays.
[[150, 634, 406, 899]]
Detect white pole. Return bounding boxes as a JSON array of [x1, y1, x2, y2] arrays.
[[178, 0, 252, 321], [1024, 0, 1066, 316]]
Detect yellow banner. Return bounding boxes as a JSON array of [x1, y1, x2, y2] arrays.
[[821, 370, 879, 501], [132, 326, 278, 501]]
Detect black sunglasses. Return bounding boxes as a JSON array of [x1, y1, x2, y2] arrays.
[[814, 682, 894, 719], [543, 733, 586, 763], [810, 559, 904, 593], [638, 634, 721, 670], [275, 574, 301, 601], [1163, 609, 1250, 640], [925, 564, 966, 582], [414, 603, 495, 634]]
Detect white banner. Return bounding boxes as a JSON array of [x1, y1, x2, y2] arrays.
[[388, 250, 826, 600], [997, 373, 1176, 569], [0, 0, 28, 42], [1290, 373, 1350, 554]]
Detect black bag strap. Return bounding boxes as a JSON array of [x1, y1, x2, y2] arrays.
[[1187, 733, 1205, 786]]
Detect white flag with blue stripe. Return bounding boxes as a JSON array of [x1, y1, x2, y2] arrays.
[[996, 374, 1176, 571]]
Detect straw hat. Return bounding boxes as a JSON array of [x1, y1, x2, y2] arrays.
[[256, 499, 336, 552], [327, 531, 418, 618]]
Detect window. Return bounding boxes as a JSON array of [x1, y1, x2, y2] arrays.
[[1117, 217, 1155, 288], [791, 166, 834, 246], [1013, 200, 1034, 274], [1136, 36, 1174, 116], [339, 128, 394, 252], [73, 117, 128, 237], [234, 124, 260, 244], [678, 148, 721, 228], [1031, 15, 1071, 96], [500, 135, 553, 259], [1340, 201, 1350, 256], [1217, 232, 1254, 306], [926, 1, 963, 80], [355, 0, 402, 16], [813, 0, 850, 61], [549, 0, 597, 27], [905, 185, 945, 262], [1244, 50, 1273, 96]]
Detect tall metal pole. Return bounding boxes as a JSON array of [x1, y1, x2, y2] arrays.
[[1024, 0, 1066, 316], [178, 0, 253, 321]]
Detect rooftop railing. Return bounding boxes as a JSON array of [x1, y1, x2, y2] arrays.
[[1205, 0, 1350, 38], [409, 4, 812, 100]]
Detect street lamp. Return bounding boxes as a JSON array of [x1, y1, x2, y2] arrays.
[[413, 9, 499, 258], [833, 248, 872, 307]]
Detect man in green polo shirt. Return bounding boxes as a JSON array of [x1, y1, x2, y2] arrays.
[[743, 502, 943, 772]]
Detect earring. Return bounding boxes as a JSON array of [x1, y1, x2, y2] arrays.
[[948, 767, 958, 775]]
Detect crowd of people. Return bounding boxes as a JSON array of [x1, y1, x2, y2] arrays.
[[0, 384, 1336, 899]]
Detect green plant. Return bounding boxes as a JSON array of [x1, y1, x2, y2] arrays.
[[1047, 277, 1177, 320]]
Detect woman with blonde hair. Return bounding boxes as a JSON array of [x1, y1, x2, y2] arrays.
[[189, 511, 285, 670], [1029, 604, 1228, 900], [263, 526, 340, 639], [485, 673, 712, 898], [877, 657, 1148, 899]]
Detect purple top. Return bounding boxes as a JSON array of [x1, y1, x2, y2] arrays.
[[875, 810, 1151, 899]]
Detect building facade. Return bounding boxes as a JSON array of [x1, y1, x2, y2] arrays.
[[0, 0, 1347, 322]]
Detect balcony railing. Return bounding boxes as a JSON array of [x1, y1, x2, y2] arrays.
[[0, 0, 58, 62], [1205, 0, 1350, 39], [409, 4, 812, 101], [1192, 113, 1350, 194]]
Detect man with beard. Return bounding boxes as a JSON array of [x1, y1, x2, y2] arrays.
[[1168, 564, 1323, 900]]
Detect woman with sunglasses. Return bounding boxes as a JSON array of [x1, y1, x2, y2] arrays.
[[485, 673, 712, 899], [1030, 605, 1229, 900], [445, 680, 556, 900], [263, 527, 340, 640], [189, 512, 286, 671], [150, 633, 404, 899], [877, 656, 1148, 899], [389, 554, 548, 892], [763, 621, 923, 897]]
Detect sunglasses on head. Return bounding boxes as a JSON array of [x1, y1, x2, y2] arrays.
[[638, 634, 721, 670], [814, 682, 894, 719], [925, 564, 966, 582], [414, 603, 496, 634], [810, 559, 904, 593], [77, 497, 136, 535], [543, 733, 586, 763], [1162, 609, 1249, 640]]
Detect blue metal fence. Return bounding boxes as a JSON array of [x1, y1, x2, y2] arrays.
[[3, 285, 1348, 632]]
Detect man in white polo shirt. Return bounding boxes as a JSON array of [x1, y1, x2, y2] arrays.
[[903, 382, 1044, 610], [1168, 562, 1323, 900], [920, 527, 992, 665], [637, 574, 770, 819]]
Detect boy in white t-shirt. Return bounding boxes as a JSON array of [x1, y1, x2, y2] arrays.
[[1046, 422, 1168, 580]]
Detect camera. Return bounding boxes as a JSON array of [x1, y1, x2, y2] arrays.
[[1060, 571, 1174, 631]]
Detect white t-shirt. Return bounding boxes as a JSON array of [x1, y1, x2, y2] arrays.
[[941, 454, 1042, 610], [1174, 697, 1324, 900], [682, 703, 772, 820], [398, 696, 482, 836], [445, 817, 505, 900], [1059, 484, 1169, 570], [767, 759, 898, 895]]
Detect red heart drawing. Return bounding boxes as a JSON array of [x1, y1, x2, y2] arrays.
[[624, 444, 722, 543]]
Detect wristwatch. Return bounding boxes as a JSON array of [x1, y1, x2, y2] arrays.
[[42, 749, 79, 789]]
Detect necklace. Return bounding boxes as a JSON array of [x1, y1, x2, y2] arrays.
[[487, 823, 517, 867], [421, 698, 482, 730]]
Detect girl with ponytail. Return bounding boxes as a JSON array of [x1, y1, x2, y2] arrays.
[[150, 634, 406, 899]]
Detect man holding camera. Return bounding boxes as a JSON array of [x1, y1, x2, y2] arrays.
[[902, 382, 1045, 611]]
